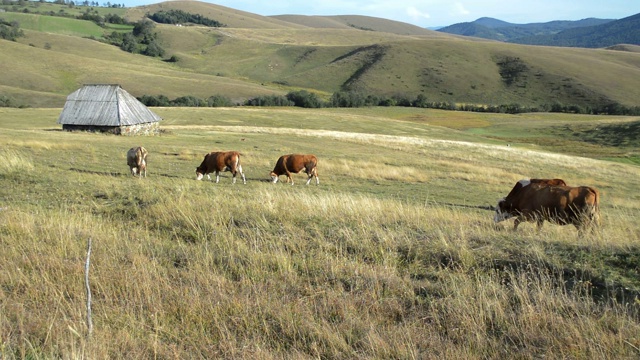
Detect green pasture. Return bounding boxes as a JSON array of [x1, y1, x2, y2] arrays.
[[1, 106, 638, 207], [0, 11, 105, 37]]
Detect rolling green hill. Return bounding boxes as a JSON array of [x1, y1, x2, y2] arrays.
[[1, 1, 640, 110], [270, 14, 438, 36]]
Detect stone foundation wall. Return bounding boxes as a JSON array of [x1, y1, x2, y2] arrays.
[[62, 122, 160, 135], [118, 122, 160, 136]]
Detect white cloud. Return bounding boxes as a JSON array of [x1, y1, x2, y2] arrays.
[[453, 2, 470, 16], [407, 6, 431, 20]]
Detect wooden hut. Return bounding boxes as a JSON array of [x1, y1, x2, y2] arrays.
[[57, 84, 161, 135]]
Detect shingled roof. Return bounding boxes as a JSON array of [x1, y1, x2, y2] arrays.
[[57, 84, 161, 126]]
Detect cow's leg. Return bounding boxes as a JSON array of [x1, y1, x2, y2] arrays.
[[237, 165, 246, 184], [513, 217, 522, 231], [206, 173, 212, 181], [215, 171, 221, 183], [286, 171, 294, 185]]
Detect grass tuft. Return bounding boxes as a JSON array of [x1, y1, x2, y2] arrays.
[[0, 149, 34, 175]]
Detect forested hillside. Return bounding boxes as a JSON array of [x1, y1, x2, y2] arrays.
[[438, 14, 640, 48], [438, 17, 613, 43], [517, 13, 640, 47]]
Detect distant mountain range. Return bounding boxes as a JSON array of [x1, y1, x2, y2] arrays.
[[438, 13, 640, 48]]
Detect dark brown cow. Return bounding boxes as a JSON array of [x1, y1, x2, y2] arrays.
[[270, 154, 319, 185], [127, 146, 148, 178], [196, 151, 246, 184], [494, 180, 600, 232]]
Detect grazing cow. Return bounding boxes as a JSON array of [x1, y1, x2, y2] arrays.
[[196, 151, 246, 184], [494, 180, 600, 232], [270, 154, 319, 185], [127, 146, 148, 178]]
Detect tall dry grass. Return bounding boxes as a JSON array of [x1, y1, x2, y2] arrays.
[[0, 149, 34, 175], [1, 107, 639, 358], [1, 182, 638, 359]]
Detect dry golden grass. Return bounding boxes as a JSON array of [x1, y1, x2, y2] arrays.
[[1, 107, 639, 359]]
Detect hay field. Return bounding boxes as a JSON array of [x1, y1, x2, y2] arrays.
[[1, 107, 639, 359]]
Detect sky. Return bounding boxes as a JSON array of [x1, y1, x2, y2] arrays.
[[121, 0, 638, 28]]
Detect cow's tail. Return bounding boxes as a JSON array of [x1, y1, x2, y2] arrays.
[[234, 153, 240, 170], [306, 157, 318, 175], [592, 188, 600, 227], [585, 187, 600, 228]]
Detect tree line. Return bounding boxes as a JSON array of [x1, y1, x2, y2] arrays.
[[136, 90, 640, 116], [147, 9, 224, 27]]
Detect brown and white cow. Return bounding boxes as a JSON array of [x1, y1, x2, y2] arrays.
[[127, 146, 148, 178], [270, 154, 319, 185], [494, 179, 600, 232], [196, 151, 246, 184]]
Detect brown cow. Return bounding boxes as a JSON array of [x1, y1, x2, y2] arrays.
[[270, 154, 319, 185], [127, 146, 148, 178], [196, 151, 246, 184], [494, 180, 600, 232]]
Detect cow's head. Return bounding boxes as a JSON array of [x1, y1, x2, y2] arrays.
[[270, 171, 279, 183], [196, 167, 205, 181], [493, 198, 513, 223]]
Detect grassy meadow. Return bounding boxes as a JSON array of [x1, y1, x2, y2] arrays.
[[1, 106, 639, 359]]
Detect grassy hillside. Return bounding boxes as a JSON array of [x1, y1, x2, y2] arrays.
[[0, 12, 106, 37], [123, 0, 304, 29], [2, 29, 285, 107], [1, 106, 639, 358], [271, 14, 438, 36], [1, 1, 640, 110]]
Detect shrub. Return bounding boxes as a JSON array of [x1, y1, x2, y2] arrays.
[[286, 90, 323, 108]]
